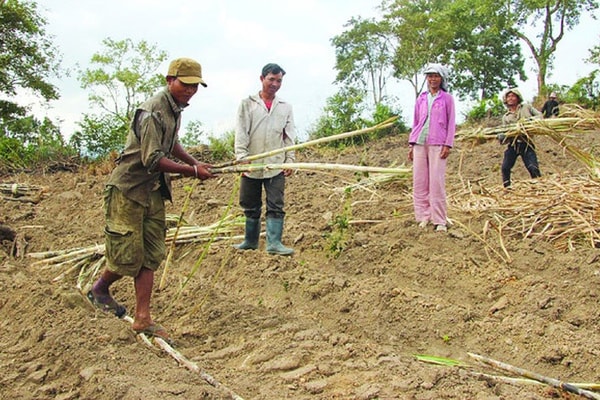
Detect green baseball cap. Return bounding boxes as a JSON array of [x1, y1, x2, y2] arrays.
[[167, 58, 207, 87]]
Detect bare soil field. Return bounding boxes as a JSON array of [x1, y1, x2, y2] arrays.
[[1, 131, 600, 400]]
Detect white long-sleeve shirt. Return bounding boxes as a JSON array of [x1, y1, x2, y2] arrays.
[[235, 92, 296, 179]]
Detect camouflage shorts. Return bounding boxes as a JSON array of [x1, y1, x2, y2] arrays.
[[103, 186, 166, 277]]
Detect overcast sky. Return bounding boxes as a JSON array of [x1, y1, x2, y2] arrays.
[[35, 1, 600, 141]]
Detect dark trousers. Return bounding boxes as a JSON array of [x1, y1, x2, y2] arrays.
[[239, 173, 286, 219], [501, 142, 541, 187]]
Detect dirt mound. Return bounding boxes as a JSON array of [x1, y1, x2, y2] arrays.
[[2, 132, 600, 400]]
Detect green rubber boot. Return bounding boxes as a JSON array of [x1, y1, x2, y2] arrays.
[[233, 217, 260, 250], [266, 218, 294, 256]]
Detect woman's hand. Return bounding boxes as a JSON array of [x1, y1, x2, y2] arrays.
[[440, 146, 451, 159]]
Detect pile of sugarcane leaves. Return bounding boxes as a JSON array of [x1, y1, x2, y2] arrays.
[[452, 105, 600, 261], [416, 353, 600, 399], [450, 176, 600, 261]]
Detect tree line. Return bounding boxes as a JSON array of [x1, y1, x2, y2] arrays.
[[1, 0, 599, 172]]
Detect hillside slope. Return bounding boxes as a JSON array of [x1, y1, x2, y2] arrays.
[[1, 132, 600, 400]]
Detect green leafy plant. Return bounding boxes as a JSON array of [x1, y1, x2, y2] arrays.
[[464, 95, 505, 123], [208, 130, 235, 161], [326, 188, 353, 258]]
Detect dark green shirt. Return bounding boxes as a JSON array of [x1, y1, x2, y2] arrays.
[[108, 88, 185, 206]]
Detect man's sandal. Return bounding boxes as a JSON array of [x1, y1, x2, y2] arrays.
[[133, 323, 174, 346], [87, 291, 126, 318]]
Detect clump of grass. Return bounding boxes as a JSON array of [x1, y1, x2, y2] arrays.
[[326, 187, 352, 258]]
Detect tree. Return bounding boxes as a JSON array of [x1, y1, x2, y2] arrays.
[[382, 0, 451, 98], [70, 113, 128, 158], [0, 0, 60, 106], [561, 41, 600, 109], [380, 0, 527, 101], [0, 0, 60, 126], [0, 0, 72, 171], [443, 0, 526, 100], [74, 38, 167, 157], [501, 0, 599, 96], [308, 87, 367, 144], [331, 17, 395, 106], [179, 120, 208, 148], [563, 72, 600, 109], [588, 38, 600, 69]]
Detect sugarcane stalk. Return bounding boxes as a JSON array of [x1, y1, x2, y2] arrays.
[[212, 116, 398, 168], [30, 244, 104, 267], [468, 371, 544, 386], [212, 162, 411, 175], [27, 247, 87, 259], [77, 256, 105, 292], [40, 251, 96, 271], [154, 335, 245, 400], [175, 175, 241, 302], [52, 257, 90, 282], [160, 181, 198, 291], [174, 234, 245, 245], [122, 314, 246, 399], [416, 353, 600, 391], [468, 353, 600, 400], [0, 183, 46, 197]]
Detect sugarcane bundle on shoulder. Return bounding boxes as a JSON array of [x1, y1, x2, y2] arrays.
[[457, 105, 600, 143], [457, 100, 600, 180]]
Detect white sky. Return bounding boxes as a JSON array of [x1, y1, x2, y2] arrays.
[[33, 1, 600, 141]]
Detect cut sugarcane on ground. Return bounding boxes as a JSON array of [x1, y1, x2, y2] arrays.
[[2, 127, 600, 400]]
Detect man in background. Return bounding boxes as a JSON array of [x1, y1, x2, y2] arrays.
[[499, 88, 542, 187], [541, 92, 559, 118], [233, 63, 296, 256]]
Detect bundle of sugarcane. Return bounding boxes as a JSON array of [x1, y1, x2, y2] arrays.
[[451, 175, 600, 252], [165, 215, 244, 244], [456, 116, 600, 144], [28, 216, 243, 290], [28, 244, 106, 291], [0, 182, 47, 203], [333, 166, 411, 195], [456, 105, 600, 142]]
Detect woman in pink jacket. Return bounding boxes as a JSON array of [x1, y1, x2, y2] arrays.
[[408, 63, 456, 232]]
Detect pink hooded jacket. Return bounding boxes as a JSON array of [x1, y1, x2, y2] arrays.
[[408, 90, 456, 148]]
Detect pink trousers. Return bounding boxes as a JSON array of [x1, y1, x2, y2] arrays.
[[412, 145, 448, 226]]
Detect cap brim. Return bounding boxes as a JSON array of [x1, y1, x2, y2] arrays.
[[178, 76, 208, 87]]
